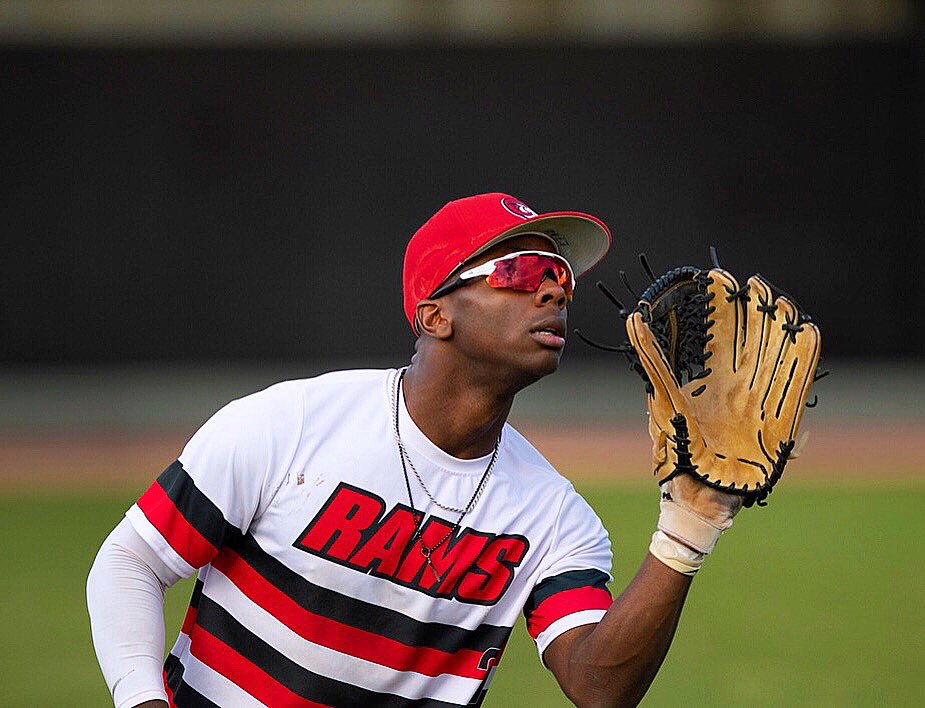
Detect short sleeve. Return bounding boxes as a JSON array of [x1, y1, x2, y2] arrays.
[[125, 381, 304, 579], [523, 486, 613, 660]]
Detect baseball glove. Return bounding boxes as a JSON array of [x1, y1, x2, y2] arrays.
[[578, 249, 826, 510]]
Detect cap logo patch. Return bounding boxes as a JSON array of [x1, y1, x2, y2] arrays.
[[501, 197, 538, 220]]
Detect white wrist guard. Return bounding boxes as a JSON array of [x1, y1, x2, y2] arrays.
[[649, 530, 705, 576], [656, 494, 731, 554]]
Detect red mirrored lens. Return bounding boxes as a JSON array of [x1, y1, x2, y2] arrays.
[[486, 255, 573, 300]]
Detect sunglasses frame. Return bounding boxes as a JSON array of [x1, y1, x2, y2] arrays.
[[429, 250, 576, 300]]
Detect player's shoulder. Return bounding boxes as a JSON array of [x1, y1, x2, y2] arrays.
[[231, 368, 388, 405], [213, 368, 389, 427], [499, 423, 575, 494], [291, 367, 394, 410], [298, 367, 391, 392], [497, 425, 606, 540]]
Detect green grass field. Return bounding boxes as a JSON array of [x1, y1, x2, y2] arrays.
[[1, 484, 922, 707]]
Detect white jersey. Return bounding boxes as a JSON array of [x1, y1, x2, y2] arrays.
[[126, 369, 613, 707]]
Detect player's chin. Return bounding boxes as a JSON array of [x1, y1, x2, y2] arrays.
[[522, 344, 564, 378]]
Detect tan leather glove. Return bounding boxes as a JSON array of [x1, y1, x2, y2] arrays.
[[618, 260, 823, 563]]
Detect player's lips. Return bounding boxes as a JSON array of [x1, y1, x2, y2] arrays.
[[529, 318, 567, 349]]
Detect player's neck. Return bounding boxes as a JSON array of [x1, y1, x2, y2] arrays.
[[401, 358, 520, 460]]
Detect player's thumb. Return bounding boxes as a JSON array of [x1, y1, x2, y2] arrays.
[[626, 312, 681, 410]]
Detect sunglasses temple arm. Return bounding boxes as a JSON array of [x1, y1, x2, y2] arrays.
[[428, 278, 468, 300]]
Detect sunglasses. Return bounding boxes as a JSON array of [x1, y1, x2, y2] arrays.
[[429, 250, 575, 301]]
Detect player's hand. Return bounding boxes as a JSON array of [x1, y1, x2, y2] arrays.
[[624, 261, 822, 510], [657, 472, 743, 553], [579, 252, 825, 570]]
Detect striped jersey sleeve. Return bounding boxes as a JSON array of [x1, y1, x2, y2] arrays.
[[524, 485, 613, 660], [126, 381, 304, 578]]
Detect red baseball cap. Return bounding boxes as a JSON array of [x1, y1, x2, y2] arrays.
[[402, 192, 612, 332]]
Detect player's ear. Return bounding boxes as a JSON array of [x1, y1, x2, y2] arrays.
[[416, 300, 453, 340]]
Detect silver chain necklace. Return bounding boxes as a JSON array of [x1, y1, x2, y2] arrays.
[[391, 368, 500, 581]]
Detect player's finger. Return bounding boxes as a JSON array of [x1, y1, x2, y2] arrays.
[[648, 415, 670, 480], [760, 317, 820, 467], [626, 312, 682, 415], [757, 292, 801, 416], [703, 268, 747, 376], [741, 275, 774, 380], [741, 275, 776, 393], [779, 321, 821, 439]]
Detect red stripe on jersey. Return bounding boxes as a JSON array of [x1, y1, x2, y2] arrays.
[[137, 481, 219, 568], [163, 670, 175, 707], [526, 586, 612, 639], [181, 605, 198, 637], [189, 625, 329, 707], [212, 548, 488, 680]]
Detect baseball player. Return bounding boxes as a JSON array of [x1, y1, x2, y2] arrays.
[[87, 193, 749, 707]]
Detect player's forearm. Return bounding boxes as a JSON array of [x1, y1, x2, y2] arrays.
[[87, 520, 174, 708], [563, 553, 692, 707]]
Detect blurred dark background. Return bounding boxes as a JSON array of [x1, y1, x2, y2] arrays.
[[2, 3, 922, 365]]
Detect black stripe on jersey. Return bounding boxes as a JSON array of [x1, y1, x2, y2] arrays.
[[157, 461, 242, 549], [522, 568, 610, 616], [190, 578, 204, 609], [164, 653, 219, 707], [194, 594, 467, 707], [171, 682, 218, 708], [165, 652, 183, 694], [230, 533, 513, 654]]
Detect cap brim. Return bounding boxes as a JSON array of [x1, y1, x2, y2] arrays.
[[467, 211, 612, 278]]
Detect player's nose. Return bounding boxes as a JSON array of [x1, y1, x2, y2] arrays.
[[535, 274, 568, 309]]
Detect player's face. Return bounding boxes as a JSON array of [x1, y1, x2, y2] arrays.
[[442, 234, 570, 383]]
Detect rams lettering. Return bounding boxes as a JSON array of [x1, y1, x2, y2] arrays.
[[293, 482, 529, 605]]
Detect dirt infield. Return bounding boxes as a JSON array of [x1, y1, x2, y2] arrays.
[[1, 421, 921, 490], [518, 422, 925, 482]]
